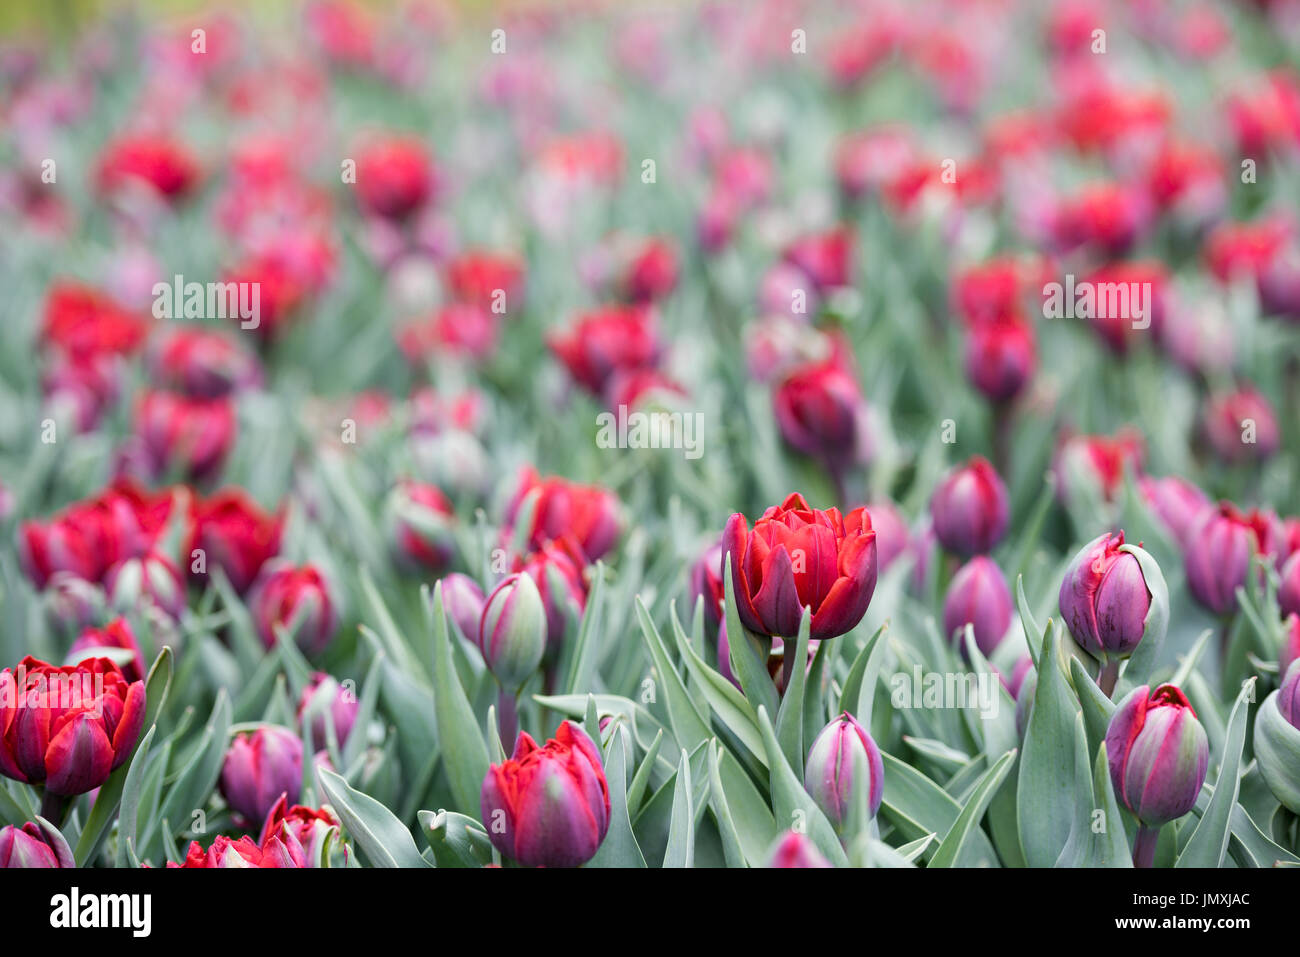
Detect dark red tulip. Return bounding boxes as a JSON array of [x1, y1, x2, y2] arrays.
[[964, 316, 1036, 402], [1201, 387, 1280, 464], [249, 561, 337, 655], [1058, 531, 1153, 661], [96, 134, 201, 201], [547, 304, 662, 398], [930, 456, 1009, 557], [1184, 503, 1283, 616], [354, 136, 434, 221], [506, 466, 621, 563], [772, 358, 873, 472], [188, 488, 284, 594], [0, 820, 74, 868]]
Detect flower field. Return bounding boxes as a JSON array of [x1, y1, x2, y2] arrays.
[[1, 0, 1299, 882]]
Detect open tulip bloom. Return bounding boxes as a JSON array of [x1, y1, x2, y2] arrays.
[[0, 0, 1299, 910]]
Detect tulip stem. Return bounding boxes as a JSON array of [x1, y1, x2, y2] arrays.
[[498, 688, 519, 747], [1132, 825, 1160, 868], [39, 789, 68, 826], [1097, 659, 1121, 698], [781, 642, 797, 692]]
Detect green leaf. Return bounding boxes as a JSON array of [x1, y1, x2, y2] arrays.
[[418, 809, 494, 868], [838, 621, 888, 724], [756, 705, 847, 866], [587, 724, 647, 867], [705, 740, 748, 868], [1016, 576, 1043, 668], [1069, 655, 1116, 761], [878, 752, 1000, 866], [1017, 623, 1080, 866], [1176, 678, 1254, 868], [316, 766, 428, 868], [113, 724, 157, 869], [429, 581, 490, 815], [928, 749, 1016, 868], [564, 561, 606, 695], [635, 598, 711, 754], [662, 749, 695, 867], [774, 608, 811, 773], [722, 553, 780, 718]]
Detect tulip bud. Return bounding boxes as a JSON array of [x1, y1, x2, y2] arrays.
[[765, 830, 832, 868], [477, 573, 547, 691], [930, 456, 1009, 557], [803, 712, 884, 829], [104, 550, 186, 620], [385, 480, 456, 571], [1279, 660, 1300, 731], [772, 358, 874, 473], [0, 656, 145, 796], [1058, 531, 1153, 663], [1105, 684, 1209, 828], [1184, 503, 1282, 617], [440, 573, 486, 641], [513, 539, 588, 650], [688, 541, 725, 633], [865, 499, 911, 571], [219, 726, 304, 825], [249, 561, 337, 655], [44, 572, 106, 631], [964, 317, 1036, 403], [480, 720, 610, 868], [0, 819, 74, 868], [1138, 475, 1209, 548], [297, 672, 359, 750], [942, 556, 1012, 657]]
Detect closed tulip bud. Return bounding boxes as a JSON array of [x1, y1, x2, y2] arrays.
[[0, 819, 74, 868], [297, 672, 359, 749], [765, 830, 832, 868], [219, 725, 303, 825], [386, 480, 456, 571], [964, 317, 1036, 403], [480, 720, 610, 868], [0, 656, 145, 796], [104, 550, 186, 620], [1106, 684, 1209, 828], [1058, 531, 1153, 663], [804, 712, 884, 829], [1184, 503, 1282, 617], [477, 573, 547, 690], [513, 539, 588, 650], [772, 358, 873, 473], [1279, 552, 1300, 620], [66, 618, 147, 684], [249, 561, 337, 655], [943, 556, 1013, 656], [930, 456, 1009, 557], [1256, 660, 1300, 813], [440, 573, 486, 641], [723, 493, 878, 641], [1277, 660, 1300, 731], [1138, 475, 1209, 549]]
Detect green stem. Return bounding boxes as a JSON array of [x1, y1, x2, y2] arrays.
[[1097, 658, 1121, 698], [38, 788, 68, 826]]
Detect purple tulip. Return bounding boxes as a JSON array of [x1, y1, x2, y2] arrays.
[[766, 830, 831, 868], [0, 819, 74, 868], [1279, 660, 1300, 731], [804, 712, 884, 829], [219, 726, 304, 825], [480, 721, 610, 868], [477, 573, 547, 691], [1058, 531, 1152, 663], [1184, 503, 1281, 617], [930, 456, 1009, 557], [1105, 684, 1209, 829], [440, 573, 487, 641], [1138, 475, 1208, 548], [942, 556, 1012, 656], [1279, 552, 1300, 620], [297, 672, 359, 749]]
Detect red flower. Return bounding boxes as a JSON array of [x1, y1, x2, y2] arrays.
[[964, 316, 1036, 402], [397, 303, 498, 363], [169, 834, 277, 868], [0, 656, 145, 796], [783, 226, 854, 292], [249, 562, 337, 655], [1055, 430, 1146, 504], [446, 251, 525, 314], [480, 720, 610, 868], [623, 237, 679, 303], [135, 390, 236, 484], [547, 304, 662, 398], [41, 282, 149, 361], [355, 136, 434, 220], [513, 538, 590, 651], [722, 493, 878, 641], [188, 489, 284, 594], [506, 467, 621, 563], [67, 619, 148, 684], [773, 358, 873, 470], [96, 134, 200, 201]]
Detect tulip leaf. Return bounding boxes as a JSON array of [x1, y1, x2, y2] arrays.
[[1017, 623, 1079, 866], [113, 724, 157, 869], [1227, 802, 1300, 867], [928, 748, 1016, 868], [756, 706, 848, 866], [705, 740, 748, 868], [429, 581, 491, 816], [626, 729, 664, 815], [1176, 678, 1254, 868], [634, 597, 712, 754], [361, 565, 428, 683], [838, 621, 888, 724], [563, 560, 606, 695], [342, 653, 385, 769], [1254, 690, 1300, 813], [1069, 655, 1116, 761], [317, 766, 428, 867], [662, 749, 695, 867], [143, 690, 231, 860], [878, 752, 1000, 866], [1015, 575, 1042, 669], [418, 809, 494, 868], [587, 724, 647, 868], [774, 607, 811, 773], [722, 553, 780, 718], [1055, 714, 1129, 867], [1116, 543, 1170, 691]]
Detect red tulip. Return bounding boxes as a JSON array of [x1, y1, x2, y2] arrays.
[[96, 134, 201, 201], [772, 358, 873, 473], [0, 819, 74, 868], [249, 561, 337, 655], [547, 304, 662, 398], [135, 390, 236, 484], [40, 282, 149, 361], [145, 327, 260, 399], [1201, 387, 1280, 464], [480, 720, 610, 868], [506, 466, 621, 563], [386, 480, 456, 570], [1184, 503, 1283, 616], [0, 656, 145, 796], [722, 493, 878, 641], [219, 725, 303, 825], [188, 488, 284, 594], [964, 316, 1035, 402], [258, 794, 340, 868], [354, 136, 434, 220], [66, 619, 147, 685], [446, 250, 525, 314]]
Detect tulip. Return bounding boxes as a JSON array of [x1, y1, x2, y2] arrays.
[[722, 493, 878, 642], [623, 237, 679, 303], [297, 672, 359, 750], [1058, 531, 1154, 691], [188, 489, 283, 594], [1184, 503, 1282, 617], [477, 573, 547, 692], [46, 573, 106, 631], [765, 830, 832, 868], [1255, 660, 1300, 814], [1279, 660, 1300, 730], [1055, 430, 1145, 506], [964, 317, 1036, 403], [66, 618, 147, 685], [135, 390, 236, 484], [219, 725, 304, 825], [1106, 684, 1209, 865], [104, 550, 186, 620], [943, 556, 1012, 657], [480, 720, 610, 868], [259, 794, 340, 868], [354, 136, 434, 221], [0, 819, 74, 868], [169, 835, 283, 869], [440, 573, 487, 641], [688, 540, 725, 633], [0, 656, 145, 799], [864, 500, 911, 572], [1138, 475, 1208, 548], [930, 456, 1009, 557], [1202, 388, 1279, 464], [1278, 552, 1300, 619], [386, 480, 456, 571], [506, 467, 621, 563], [146, 327, 260, 399], [803, 712, 884, 830], [446, 250, 526, 314], [772, 358, 874, 479], [513, 539, 589, 650], [547, 304, 662, 399], [249, 561, 337, 655], [1280, 614, 1300, 678], [783, 226, 854, 292]]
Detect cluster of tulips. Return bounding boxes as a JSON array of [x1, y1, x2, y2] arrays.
[[0, 0, 1299, 871]]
